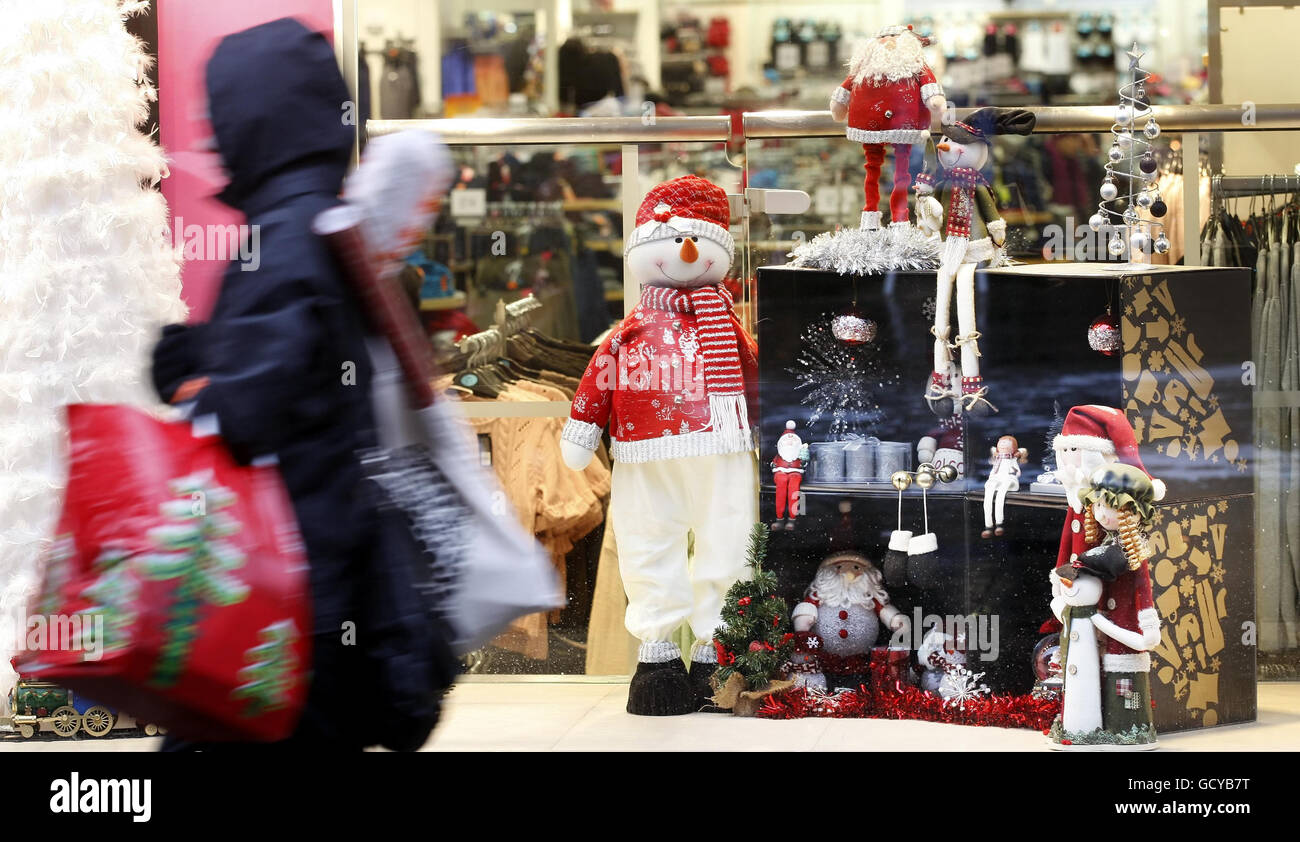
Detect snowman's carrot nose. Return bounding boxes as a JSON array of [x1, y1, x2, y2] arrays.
[[936, 142, 951, 152], [680, 238, 699, 263]]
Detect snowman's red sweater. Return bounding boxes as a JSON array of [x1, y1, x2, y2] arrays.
[[562, 284, 758, 463]]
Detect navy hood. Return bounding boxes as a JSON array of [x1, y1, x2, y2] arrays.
[[206, 18, 354, 210]]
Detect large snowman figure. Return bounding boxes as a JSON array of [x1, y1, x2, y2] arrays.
[[561, 175, 759, 716]]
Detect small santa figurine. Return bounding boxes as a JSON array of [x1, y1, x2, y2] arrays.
[[561, 175, 760, 716], [790, 552, 909, 691], [829, 25, 945, 231], [770, 420, 806, 531]]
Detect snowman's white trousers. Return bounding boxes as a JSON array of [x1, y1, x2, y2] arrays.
[[611, 450, 759, 647]]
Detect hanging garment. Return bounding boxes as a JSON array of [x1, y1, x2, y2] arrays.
[[461, 380, 611, 659]]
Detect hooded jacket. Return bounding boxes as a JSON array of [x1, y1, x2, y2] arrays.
[[152, 18, 453, 750]]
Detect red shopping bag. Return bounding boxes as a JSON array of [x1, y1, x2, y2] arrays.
[[13, 404, 311, 741]]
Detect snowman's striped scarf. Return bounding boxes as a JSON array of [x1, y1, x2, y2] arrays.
[[640, 283, 750, 451]]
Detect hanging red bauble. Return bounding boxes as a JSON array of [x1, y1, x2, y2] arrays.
[[832, 304, 877, 345], [1088, 313, 1122, 355], [749, 641, 764, 652], [737, 596, 751, 606]]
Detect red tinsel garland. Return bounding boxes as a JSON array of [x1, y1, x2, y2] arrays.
[[756, 655, 1061, 730]]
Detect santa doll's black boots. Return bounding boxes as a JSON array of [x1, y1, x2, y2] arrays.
[[627, 641, 695, 716]]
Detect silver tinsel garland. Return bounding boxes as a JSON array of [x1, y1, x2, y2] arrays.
[[788, 225, 942, 275]]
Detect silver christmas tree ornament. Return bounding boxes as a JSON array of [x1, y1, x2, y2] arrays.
[[1095, 44, 1167, 269]]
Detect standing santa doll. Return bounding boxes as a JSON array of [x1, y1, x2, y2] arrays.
[[830, 25, 945, 231], [1050, 463, 1162, 748], [770, 420, 806, 531], [1050, 405, 1165, 581], [561, 175, 759, 716]]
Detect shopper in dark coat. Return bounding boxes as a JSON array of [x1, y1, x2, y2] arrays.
[[151, 18, 455, 751]]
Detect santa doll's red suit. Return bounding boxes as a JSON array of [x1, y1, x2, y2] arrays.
[[829, 25, 945, 229], [1048, 405, 1165, 641], [771, 420, 804, 524]]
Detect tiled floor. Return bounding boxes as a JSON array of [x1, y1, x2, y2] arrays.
[[5, 682, 1297, 751], [419, 680, 1300, 752]]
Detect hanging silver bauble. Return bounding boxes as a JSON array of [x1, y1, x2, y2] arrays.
[[1088, 212, 1107, 232], [1108, 235, 1126, 256], [1136, 191, 1154, 209], [1130, 230, 1152, 253], [1115, 104, 1133, 127], [1123, 207, 1140, 226], [1118, 132, 1133, 150], [1100, 179, 1119, 201], [1144, 120, 1161, 139], [1108, 144, 1123, 162], [831, 311, 877, 345], [1153, 233, 1171, 254]]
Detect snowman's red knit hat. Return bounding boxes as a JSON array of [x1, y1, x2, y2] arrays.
[[1054, 404, 1166, 501], [624, 175, 735, 260]]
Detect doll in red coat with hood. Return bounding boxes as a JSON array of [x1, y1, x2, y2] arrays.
[[561, 176, 759, 716], [829, 25, 946, 231]]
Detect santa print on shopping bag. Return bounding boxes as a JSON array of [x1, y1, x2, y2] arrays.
[[14, 405, 311, 741], [560, 175, 761, 717]]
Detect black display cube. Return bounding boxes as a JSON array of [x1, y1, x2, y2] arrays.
[[755, 263, 1256, 732]]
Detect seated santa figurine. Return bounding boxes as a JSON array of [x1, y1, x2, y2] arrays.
[[790, 552, 909, 691]]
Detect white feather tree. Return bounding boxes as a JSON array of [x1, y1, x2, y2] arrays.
[[0, 0, 186, 705]]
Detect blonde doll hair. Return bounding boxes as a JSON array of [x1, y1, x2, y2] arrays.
[[1085, 507, 1152, 570]]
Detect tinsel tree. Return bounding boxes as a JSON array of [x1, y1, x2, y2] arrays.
[[0, 0, 186, 704], [1041, 400, 1064, 474], [788, 313, 898, 438], [714, 524, 795, 691], [1087, 42, 1170, 263]]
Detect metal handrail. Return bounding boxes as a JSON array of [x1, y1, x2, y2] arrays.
[[368, 115, 733, 146], [367, 105, 1300, 148], [743, 104, 1300, 139]]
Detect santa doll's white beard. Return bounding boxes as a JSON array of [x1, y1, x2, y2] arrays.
[[813, 567, 886, 609], [849, 37, 927, 84]]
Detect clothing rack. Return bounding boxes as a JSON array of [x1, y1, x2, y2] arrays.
[[1211, 174, 1300, 198], [452, 295, 572, 419], [458, 294, 543, 364]]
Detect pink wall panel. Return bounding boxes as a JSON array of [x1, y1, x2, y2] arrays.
[[158, 0, 337, 321]]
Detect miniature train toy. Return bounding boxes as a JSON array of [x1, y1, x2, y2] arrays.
[[1, 680, 163, 739]]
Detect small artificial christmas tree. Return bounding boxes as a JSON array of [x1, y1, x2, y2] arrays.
[[713, 524, 795, 691]]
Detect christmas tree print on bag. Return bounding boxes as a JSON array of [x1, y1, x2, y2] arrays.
[[138, 475, 251, 688]]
